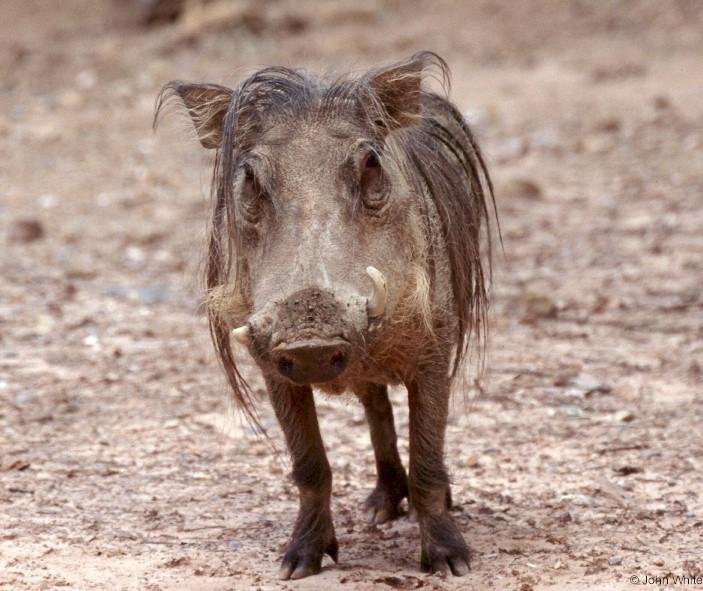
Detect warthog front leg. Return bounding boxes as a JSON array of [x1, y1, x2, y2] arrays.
[[355, 383, 409, 524], [268, 379, 338, 580], [407, 365, 470, 576]]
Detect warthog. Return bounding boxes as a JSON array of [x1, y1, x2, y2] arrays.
[[155, 51, 497, 579]]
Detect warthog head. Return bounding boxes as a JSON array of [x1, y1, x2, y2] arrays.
[[155, 52, 495, 423]]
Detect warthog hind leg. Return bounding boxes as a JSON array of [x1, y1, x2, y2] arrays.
[[356, 383, 409, 524]]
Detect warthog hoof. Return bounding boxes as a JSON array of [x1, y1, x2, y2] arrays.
[[363, 472, 409, 525], [420, 513, 471, 576], [279, 517, 338, 580]]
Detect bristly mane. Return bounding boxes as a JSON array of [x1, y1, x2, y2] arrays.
[[154, 52, 498, 425]]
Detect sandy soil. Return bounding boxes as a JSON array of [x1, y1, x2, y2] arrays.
[[1, 1, 702, 589]]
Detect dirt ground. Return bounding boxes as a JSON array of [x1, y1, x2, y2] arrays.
[[1, 1, 702, 589]]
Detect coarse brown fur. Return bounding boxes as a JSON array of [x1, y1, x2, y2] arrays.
[[154, 51, 498, 579]]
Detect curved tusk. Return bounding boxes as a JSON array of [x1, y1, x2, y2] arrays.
[[231, 325, 251, 346], [366, 266, 387, 318]]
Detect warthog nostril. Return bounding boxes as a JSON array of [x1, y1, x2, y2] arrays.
[[329, 351, 347, 372], [271, 338, 351, 384], [277, 356, 295, 378]]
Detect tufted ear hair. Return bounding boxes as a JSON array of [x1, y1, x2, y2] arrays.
[[154, 81, 233, 149], [366, 51, 447, 130]]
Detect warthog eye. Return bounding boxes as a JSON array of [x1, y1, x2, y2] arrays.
[[359, 150, 388, 212], [239, 165, 267, 225]]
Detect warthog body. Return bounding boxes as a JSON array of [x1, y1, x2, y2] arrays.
[[155, 51, 497, 579]]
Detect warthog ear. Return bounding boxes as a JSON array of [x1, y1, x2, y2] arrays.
[[368, 52, 441, 129], [369, 63, 422, 128], [155, 82, 233, 149], [367, 52, 449, 130]]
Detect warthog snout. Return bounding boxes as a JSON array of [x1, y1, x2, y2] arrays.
[[231, 278, 376, 385], [229, 267, 388, 385], [272, 337, 351, 384]]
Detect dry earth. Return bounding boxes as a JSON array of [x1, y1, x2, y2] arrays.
[[1, 1, 702, 590]]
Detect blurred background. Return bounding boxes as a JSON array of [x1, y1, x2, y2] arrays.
[[1, 1, 702, 589]]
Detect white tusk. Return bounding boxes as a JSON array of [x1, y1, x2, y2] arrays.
[[366, 266, 387, 318], [231, 325, 250, 346]]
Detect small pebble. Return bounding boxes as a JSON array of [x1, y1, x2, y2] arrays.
[[504, 177, 543, 200], [83, 335, 99, 347], [493, 137, 528, 163], [8, 219, 44, 243], [15, 392, 35, 404], [613, 410, 635, 423], [38, 193, 59, 208], [652, 95, 671, 110], [523, 290, 558, 321], [465, 454, 480, 468]]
